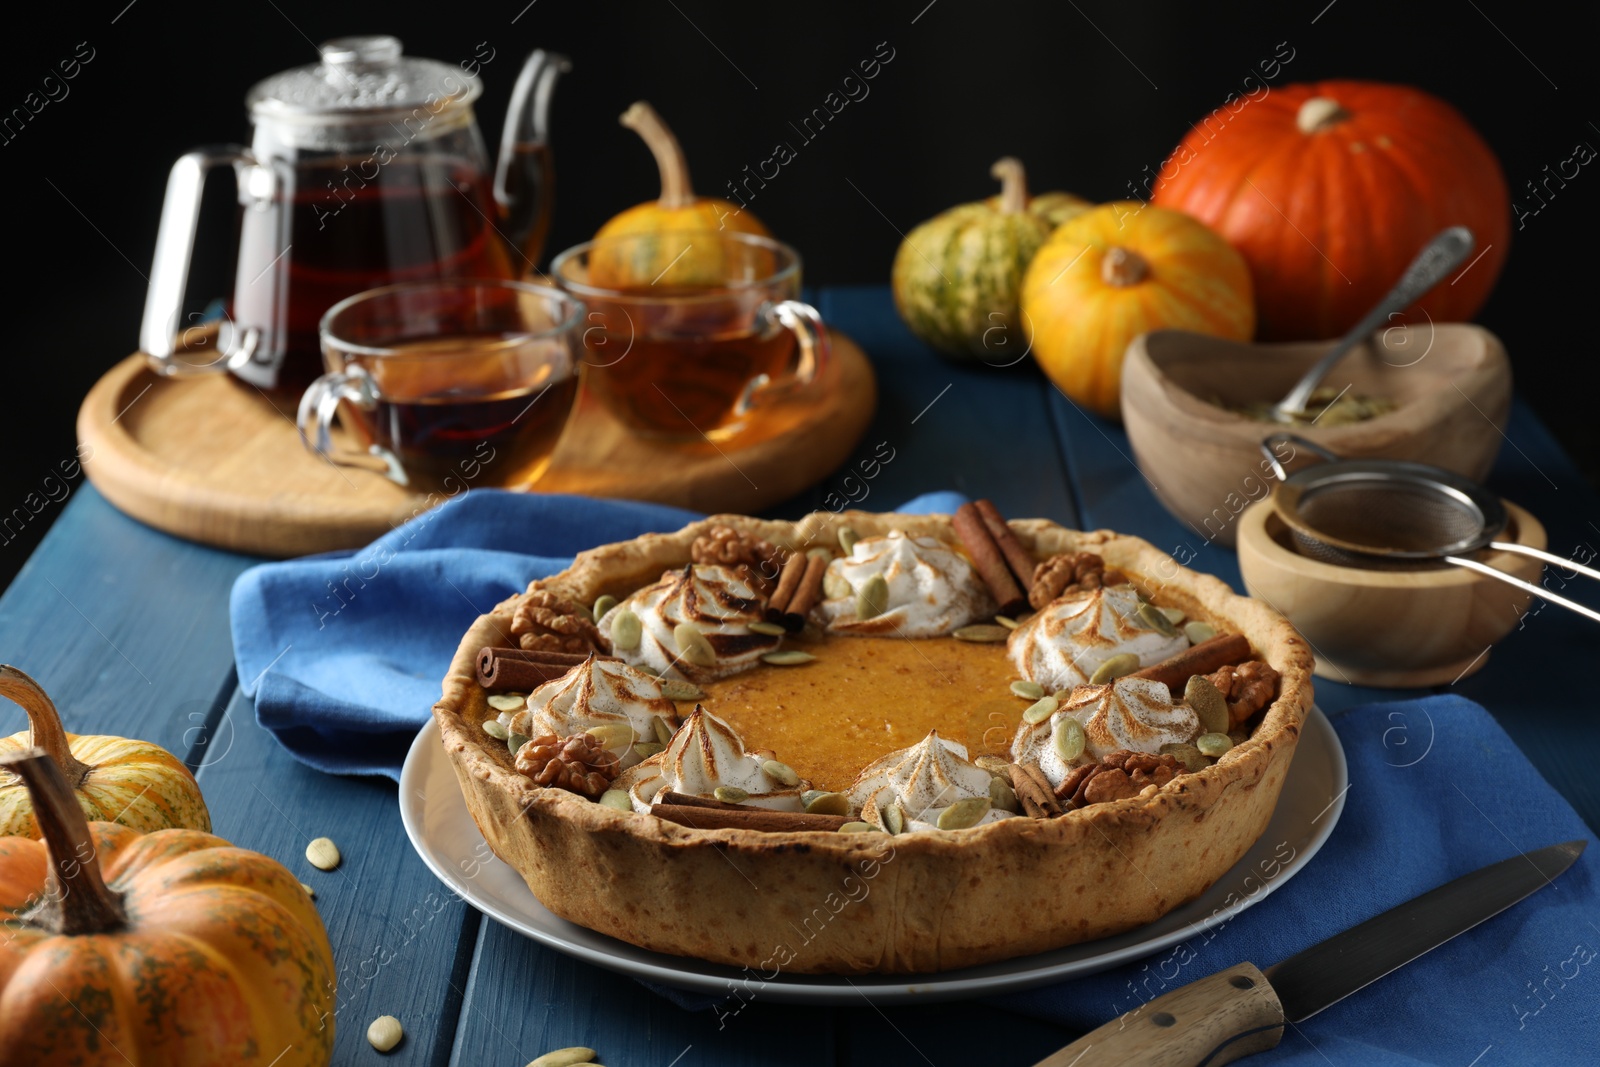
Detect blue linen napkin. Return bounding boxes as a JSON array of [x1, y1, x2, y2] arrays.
[[229, 488, 968, 778]]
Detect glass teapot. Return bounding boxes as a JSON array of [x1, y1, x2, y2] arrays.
[[139, 36, 568, 393]]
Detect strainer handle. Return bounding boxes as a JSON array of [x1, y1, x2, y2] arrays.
[[1261, 433, 1340, 482], [1485, 542, 1600, 584], [1446, 555, 1600, 625]]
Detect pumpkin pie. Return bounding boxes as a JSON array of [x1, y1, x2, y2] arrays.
[[434, 505, 1312, 974]]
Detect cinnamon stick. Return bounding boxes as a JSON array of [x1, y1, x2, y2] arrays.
[[766, 552, 809, 618], [477, 647, 603, 691], [658, 790, 752, 811], [783, 555, 829, 627], [1132, 633, 1252, 694], [975, 499, 1037, 591], [953, 503, 1027, 616], [1011, 762, 1062, 818], [651, 802, 852, 833]]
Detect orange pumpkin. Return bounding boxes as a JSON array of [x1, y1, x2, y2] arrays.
[[1151, 80, 1510, 341], [1020, 202, 1255, 418], [0, 749, 335, 1066]]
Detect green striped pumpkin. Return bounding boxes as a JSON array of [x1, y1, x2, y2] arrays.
[[892, 158, 1090, 362]]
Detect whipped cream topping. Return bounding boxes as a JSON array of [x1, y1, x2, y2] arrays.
[[846, 730, 1012, 832], [612, 707, 808, 814], [598, 564, 779, 681], [1012, 676, 1200, 784], [1008, 585, 1187, 690], [820, 531, 995, 637], [509, 656, 677, 771]]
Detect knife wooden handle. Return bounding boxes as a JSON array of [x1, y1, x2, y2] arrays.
[[1031, 962, 1285, 1067]]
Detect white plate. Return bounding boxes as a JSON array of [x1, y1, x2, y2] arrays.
[[399, 707, 1346, 1005]]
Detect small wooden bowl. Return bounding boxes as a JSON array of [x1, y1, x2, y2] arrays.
[[1121, 325, 1510, 546], [1236, 497, 1545, 687]]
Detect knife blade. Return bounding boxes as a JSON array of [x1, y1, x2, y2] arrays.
[[1031, 839, 1586, 1067]]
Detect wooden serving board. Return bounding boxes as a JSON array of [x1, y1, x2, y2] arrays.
[[77, 330, 876, 558]]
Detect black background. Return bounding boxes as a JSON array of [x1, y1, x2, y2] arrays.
[[2, 0, 1596, 590]]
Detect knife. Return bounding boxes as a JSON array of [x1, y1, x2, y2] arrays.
[[1032, 839, 1586, 1067]]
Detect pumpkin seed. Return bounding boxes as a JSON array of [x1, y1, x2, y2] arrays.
[[989, 775, 1020, 812], [1089, 652, 1141, 685], [632, 742, 664, 759], [673, 623, 715, 666], [1184, 674, 1231, 735], [714, 786, 750, 804], [305, 837, 341, 871], [592, 594, 618, 621], [528, 1049, 600, 1067], [571, 601, 594, 623], [367, 1015, 403, 1053], [747, 620, 787, 636], [952, 624, 1009, 643], [1160, 742, 1210, 773], [507, 732, 531, 757], [823, 570, 854, 600], [762, 650, 816, 666], [1023, 694, 1059, 725], [610, 608, 642, 650], [937, 796, 992, 831], [482, 719, 510, 740], [487, 692, 527, 713], [762, 759, 801, 786], [652, 715, 674, 745], [838, 525, 860, 555], [587, 723, 636, 750], [974, 755, 1012, 774], [1159, 605, 1186, 625], [1137, 601, 1180, 637], [882, 801, 906, 835], [300, 881, 315, 899], [1010, 679, 1045, 700], [599, 790, 632, 813], [1196, 732, 1234, 758], [807, 546, 833, 561], [1053, 718, 1086, 762], [804, 791, 851, 816], [995, 614, 1020, 630], [1184, 621, 1217, 644], [840, 821, 876, 833], [659, 679, 704, 702], [856, 573, 891, 621]]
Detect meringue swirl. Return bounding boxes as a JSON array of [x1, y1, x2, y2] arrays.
[[612, 707, 809, 814], [1011, 676, 1200, 786], [509, 656, 677, 771], [846, 730, 1012, 832], [599, 564, 779, 681], [820, 531, 996, 637], [1008, 585, 1188, 690]]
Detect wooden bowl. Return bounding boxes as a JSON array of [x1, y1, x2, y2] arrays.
[[1121, 325, 1510, 546], [1236, 497, 1544, 687]]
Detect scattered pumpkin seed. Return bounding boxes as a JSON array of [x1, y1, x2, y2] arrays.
[[802, 789, 828, 808], [482, 719, 510, 740], [507, 732, 531, 757], [1089, 652, 1142, 685], [305, 837, 341, 871], [673, 623, 715, 666], [1184, 674, 1231, 735], [1053, 718, 1087, 762], [300, 882, 315, 899], [1184, 621, 1217, 644], [632, 742, 664, 759], [995, 614, 1020, 630], [762, 759, 801, 786], [838, 525, 860, 555], [882, 801, 906, 835], [652, 715, 674, 745], [1160, 742, 1210, 773], [528, 1049, 599, 1067], [1159, 605, 1186, 625], [1196, 732, 1235, 758], [599, 790, 632, 813], [487, 692, 527, 713], [856, 573, 891, 621], [762, 650, 817, 666], [1136, 601, 1180, 637], [587, 723, 637, 750], [805, 546, 832, 561], [367, 1015, 403, 1052], [974, 754, 1012, 774], [804, 791, 851, 816], [937, 796, 992, 830], [1023, 694, 1060, 725], [714, 786, 750, 804], [823, 570, 854, 600], [610, 608, 642, 650], [989, 775, 1020, 812], [747, 620, 787, 636], [1010, 679, 1045, 700], [952, 624, 1009, 643], [659, 679, 705, 702], [839, 821, 875, 833], [592, 594, 618, 621]]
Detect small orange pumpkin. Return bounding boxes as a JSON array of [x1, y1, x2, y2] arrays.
[[0, 749, 336, 1066], [1021, 202, 1255, 417]]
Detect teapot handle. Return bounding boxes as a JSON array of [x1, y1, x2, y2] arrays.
[[140, 146, 259, 377], [494, 50, 570, 270]]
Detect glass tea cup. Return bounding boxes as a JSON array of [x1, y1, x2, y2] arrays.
[[298, 279, 583, 492], [551, 231, 829, 440]]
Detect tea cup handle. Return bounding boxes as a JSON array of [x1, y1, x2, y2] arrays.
[[736, 299, 831, 415], [296, 369, 400, 479]]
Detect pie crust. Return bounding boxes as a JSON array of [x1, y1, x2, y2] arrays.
[[433, 511, 1313, 974]]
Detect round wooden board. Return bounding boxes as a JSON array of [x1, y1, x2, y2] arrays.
[[77, 331, 876, 558]]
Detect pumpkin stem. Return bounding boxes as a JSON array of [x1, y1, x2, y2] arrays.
[[1101, 247, 1150, 287], [620, 101, 695, 209], [1, 749, 127, 936], [0, 665, 92, 787], [990, 157, 1029, 214], [1297, 96, 1351, 134]]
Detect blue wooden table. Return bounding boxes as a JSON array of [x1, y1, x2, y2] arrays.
[[5, 286, 1597, 1065]]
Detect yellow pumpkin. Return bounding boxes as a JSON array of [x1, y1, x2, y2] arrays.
[[1021, 202, 1255, 417], [0, 665, 210, 836], [0, 749, 335, 1065]]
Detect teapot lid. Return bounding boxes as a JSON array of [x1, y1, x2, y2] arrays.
[[246, 36, 481, 125]]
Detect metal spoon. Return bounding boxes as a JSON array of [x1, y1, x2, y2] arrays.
[[1271, 226, 1476, 423]]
